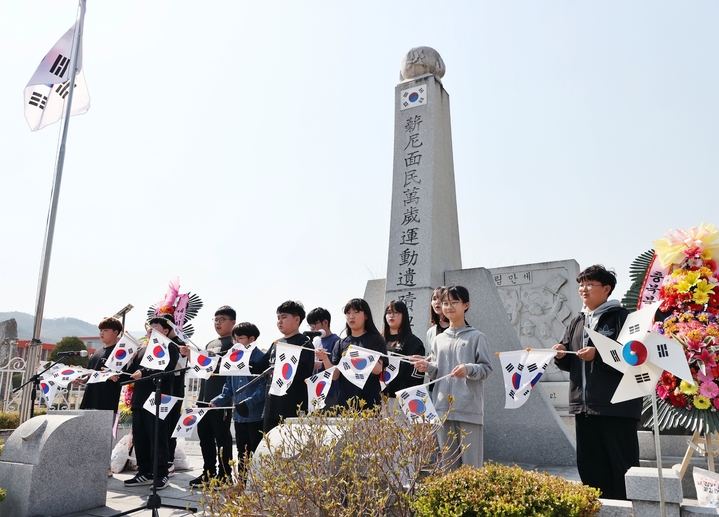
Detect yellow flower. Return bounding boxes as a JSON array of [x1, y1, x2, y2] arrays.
[[696, 279, 715, 295], [698, 267, 713, 278], [695, 292, 710, 305], [687, 329, 703, 341], [681, 380, 699, 395], [702, 249, 714, 261], [708, 327, 719, 338], [694, 395, 711, 410]]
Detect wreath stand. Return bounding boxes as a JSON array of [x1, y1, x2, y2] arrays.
[[678, 429, 719, 479]]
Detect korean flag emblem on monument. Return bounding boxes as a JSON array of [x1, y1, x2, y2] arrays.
[[140, 329, 172, 370], [400, 84, 427, 111], [396, 386, 440, 425], [269, 342, 302, 396]]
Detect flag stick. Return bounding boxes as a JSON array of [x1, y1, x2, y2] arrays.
[[19, 0, 87, 425], [494, 348, 581, 357], [423, 373, 453, 387]]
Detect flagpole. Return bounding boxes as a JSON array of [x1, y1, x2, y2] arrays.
[[19, 0, 87, 425]]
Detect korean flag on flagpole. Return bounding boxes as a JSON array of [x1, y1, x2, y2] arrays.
[[269, 342, 302, 396], [339, 347, 378, 389], [380, 355, 402, 391], [396, 385, 440, 425], [219, 342, 256, 376], [143, 393, 181, 420], [188, 349, 219, 380], [106, 333, 140, 372], [140, 329, 173, 371], [306, 368, 335, 412], [24, 4, 90, 131], [172, 407, 207, 438]]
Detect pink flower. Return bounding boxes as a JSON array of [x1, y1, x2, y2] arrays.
[[657, 384, 671, 400], [698, 349, 718, 369], [698, 369, 715, 383], [699, 381, 719, 399], [713, 397, 719, 410]]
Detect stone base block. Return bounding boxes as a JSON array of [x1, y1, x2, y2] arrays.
[[633, 500, 680, 517], [597, 498, 633, 517], [626, 466, 683, 503], [682, 501, 719, 515]]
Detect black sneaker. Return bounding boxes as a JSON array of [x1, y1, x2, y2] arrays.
[[154, 476, 169, 490], [189, 473, 214, 488], [124, 473, 153, 487]]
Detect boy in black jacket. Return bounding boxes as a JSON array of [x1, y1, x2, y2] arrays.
[[553, 265, 640, 500]]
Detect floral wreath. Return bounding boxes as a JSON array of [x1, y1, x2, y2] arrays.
[[641, 223, 719, 431]]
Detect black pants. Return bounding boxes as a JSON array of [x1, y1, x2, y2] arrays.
[[166, 402, 182, 464], [235, 420, 263, 482], [132, 408, 169, 478], [197, 408, 233, 477], [575, 413, 639, 500]]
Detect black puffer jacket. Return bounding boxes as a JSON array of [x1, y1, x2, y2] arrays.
[[555, 304, 641, 419]]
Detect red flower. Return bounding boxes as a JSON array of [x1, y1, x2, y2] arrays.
[[669, 392, 687, 407]]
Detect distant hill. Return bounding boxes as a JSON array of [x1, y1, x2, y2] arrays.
[[0, 312, 99, 344]]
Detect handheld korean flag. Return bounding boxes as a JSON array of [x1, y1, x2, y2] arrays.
[[590, 302, 693, 403], [140, 329, 173, 371], [172, 407, 207, 438], [86, 370, 117, 384], [306, 368, 335, 412], [269, 342, 302, 396], [396, 385, 440, 425], [380, 355, 402, 391], [219, 342, 256, 376], [24, 4, 90, 131], [500, 350, 531, 409], [106, 333, 140, 372], [340, 346, 379, 389], [38, 379, 59, 406], [50, 366, 88, 387], [188, 349, 219, 380], [143, 393, 180, 420]]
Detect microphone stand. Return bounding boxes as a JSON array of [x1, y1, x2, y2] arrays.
[[110, 366, 196, 517], [13, 357, 71, 414]]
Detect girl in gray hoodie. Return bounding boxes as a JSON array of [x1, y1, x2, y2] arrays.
[[414, 285, 493, 469]]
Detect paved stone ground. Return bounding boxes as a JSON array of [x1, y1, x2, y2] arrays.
[[56, 439, 582, 517]]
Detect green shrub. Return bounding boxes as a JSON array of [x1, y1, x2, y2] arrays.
[[412, 462, 601, 517], [0, 409, 48, 430]]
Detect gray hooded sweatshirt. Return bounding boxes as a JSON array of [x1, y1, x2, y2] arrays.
[[425, 325, 493, 425]]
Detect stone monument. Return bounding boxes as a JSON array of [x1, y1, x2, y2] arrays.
[[383, 46, 461, 335], [365, 47, 579, 466], [0, 410, 113, 517]]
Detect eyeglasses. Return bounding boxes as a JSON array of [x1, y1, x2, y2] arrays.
[[441, 301, 462, 308], [577, 284, 603, 291], [213, 317, 232, 323], [385, 311, 400, 316]]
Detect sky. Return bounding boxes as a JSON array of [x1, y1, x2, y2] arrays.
[[1, 1, 718, 347]]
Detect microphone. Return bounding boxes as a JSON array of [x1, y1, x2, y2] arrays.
[[303, 330, 326, 339], [57, 350, 89, 357]]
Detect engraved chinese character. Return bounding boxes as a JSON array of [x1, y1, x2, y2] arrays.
[[404, 169, 421, 187], [403, 187, 420, 206], [400, 228, 420, 246], [402, 206, 420, 225], [404, 133, 423, 150], [404, 151, 422, 167], [398, 268, 417, 287], [399, 248, 419, 266], [405, 115, 422, 133]]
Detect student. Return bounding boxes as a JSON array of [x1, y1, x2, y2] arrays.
[[189, 306, 236, 487], [78, 317, 124, 412], [425, 286, 450, 351], [553, 265, 639, 500], [160, 314, 187, 478], [251, 300, 314, 432], [209, 322, 266, 482], [381, 300, 425, 399], [123, 317, 180, 490], [307, 307, 341, 406], [414, 286, 493, 470], [316, 298, 387, 409]]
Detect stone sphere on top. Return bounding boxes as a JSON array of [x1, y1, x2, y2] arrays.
[[400, 47, 446, 81]]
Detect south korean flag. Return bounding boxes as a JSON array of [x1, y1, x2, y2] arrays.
[[306, 368, 335, 413], [86, 370, 117, 384], [188, 349, 219, 380], [339, 346, 378, 389], [50, 366, 88, 387], [24, 5, 90, 131], [499, 350, 530, 409], [39, 378, 60, 407], [380, 355, 402, 391], [269, 342, 302, 396], [106, 333, 140, 372], [140, 329, 173, 371], [219, 342, 256, 376], [172, 407, 207, 438], [143, 393, 181, 420], [396, 385, 440, 425]]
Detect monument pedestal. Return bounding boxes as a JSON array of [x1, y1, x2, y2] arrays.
[[0, 410, 113, 517]]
